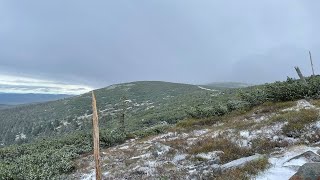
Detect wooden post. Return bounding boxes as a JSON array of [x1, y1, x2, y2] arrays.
[[92, 91, 102, 180], [309, 51, 315, 76], [294, 66, 307, 85], [120, 96, 126, 133]]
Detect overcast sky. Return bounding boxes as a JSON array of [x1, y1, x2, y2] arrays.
[[0, 0, 320, 94]]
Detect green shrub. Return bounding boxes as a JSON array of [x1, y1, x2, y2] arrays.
[[0, 128, 129, 180], [132, 124, 170, 138], [176, 117, 220, 129], [239, 76, 320, 106], [186, 104, 229, 119]]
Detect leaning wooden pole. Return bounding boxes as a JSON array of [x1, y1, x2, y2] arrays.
[[294, 66, 307, 85], [92, 91, 102, 180], [309, 51, 315, 76]]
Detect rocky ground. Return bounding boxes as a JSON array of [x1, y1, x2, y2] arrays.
[[70, 100, 320, 180]]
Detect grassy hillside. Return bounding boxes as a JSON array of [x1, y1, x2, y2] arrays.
[[0, 81, 237, 146]]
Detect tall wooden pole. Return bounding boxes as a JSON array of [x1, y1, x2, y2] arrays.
[[92, 91, 102, 180], [309, 51, 315, 76]]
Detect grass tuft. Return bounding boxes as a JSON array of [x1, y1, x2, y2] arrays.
[[188, 138, 253, 164], [213, 157, 269, 180]]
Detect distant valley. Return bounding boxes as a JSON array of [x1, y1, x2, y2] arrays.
[[0, 93, 73, 105]]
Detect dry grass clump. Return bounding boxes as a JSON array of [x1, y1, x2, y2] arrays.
[[251, 138, 289, 154], [188, 138, 253, 164], [212, 157, 269, 180], [311, 99, 320, 107], [270, 109, 319, 138], [258, 101, 295, 113], [163, 138, 188, 152]]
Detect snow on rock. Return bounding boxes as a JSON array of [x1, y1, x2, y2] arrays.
[[221, 154, 264, 170], [193, 129, 209, 136], [130, 153, 152, 160], [256, 145, 320, 180], [282, 99, 316, 112], [240, 130, 250, 138], [173, 154, 188, 164], [196, 151, 223, 161], [154, 142, 171, 156]]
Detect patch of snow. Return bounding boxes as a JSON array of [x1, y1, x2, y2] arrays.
[[155, 142, 171, 156], [240, 130, 250, 138], [81, 169, 95, 180], [119, 145, 130, 150], [196, 151, 223, 160], [146, 105, 155, 110], [315, 121, 320, 129], [283, 158, 307, 167], [197, 86, 219, 92], [130, 153, 152, 160], [193, 129, 209, 136], [150, 132, 175, 141], [173, 154, 187, 164], [15, 133, 27, 141]]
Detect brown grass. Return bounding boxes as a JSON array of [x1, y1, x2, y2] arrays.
[[188, 138, 253, 164], [274, 109, 319, 138], [251, 138, 290, 154], [212, 157, 269, 180]]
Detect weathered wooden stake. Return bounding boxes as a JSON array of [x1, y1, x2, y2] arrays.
[[309, 51, 315, 76], [92, 91, 102, 180], [120, 96, 126, 133], [294, 66, 307, 85]]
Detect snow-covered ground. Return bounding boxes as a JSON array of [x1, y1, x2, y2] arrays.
[[256, 146, 320, 180], [70, 99, 320, 179]]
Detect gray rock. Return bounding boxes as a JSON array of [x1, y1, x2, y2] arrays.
[[290, 151, 320, 161], [290, 163, 320, 180], [317, 149, 320, 155]]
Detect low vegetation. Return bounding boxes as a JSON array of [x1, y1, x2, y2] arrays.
[[281, 109, 319, 137], [0, 129, 126, 179], [251, 138, 289, 154], [188, 138, 253, 164], [213, 157, 269, 180]]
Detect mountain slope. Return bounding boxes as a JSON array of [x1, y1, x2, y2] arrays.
[[0, 81, 234, 146], [0, 104, 12, 109], [0, 93, 72, 105]]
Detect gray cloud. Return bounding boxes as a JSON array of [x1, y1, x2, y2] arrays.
[[0, 0, 319, 89]]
